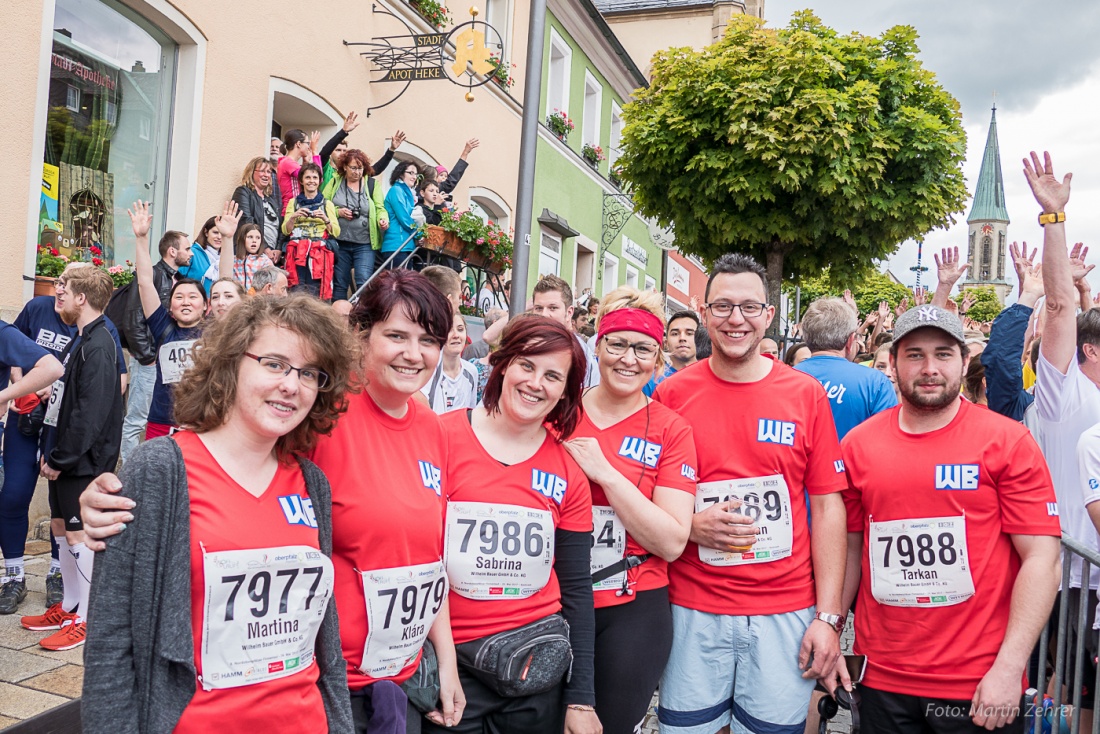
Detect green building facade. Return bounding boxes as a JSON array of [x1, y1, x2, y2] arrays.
[[524, 6, 662, 304]]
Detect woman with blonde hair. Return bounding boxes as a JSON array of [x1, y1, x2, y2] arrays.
[[82, 294, 359, 733], [232, 157, 282, 261], [207, 277, 246, 321], [562, 286, 698, 733]]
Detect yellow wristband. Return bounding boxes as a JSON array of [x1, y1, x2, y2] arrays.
[[1038, 211, 1066, 226]]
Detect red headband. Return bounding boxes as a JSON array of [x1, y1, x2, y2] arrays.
[[597, 308, 665, 345]]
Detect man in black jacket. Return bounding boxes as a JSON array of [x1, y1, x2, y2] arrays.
[[24, 265, 123, 651], [119, 230, 190, 462]]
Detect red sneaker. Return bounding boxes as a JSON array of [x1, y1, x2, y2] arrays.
[[21, 603, 76, 631], [39, 620, 86, 651]]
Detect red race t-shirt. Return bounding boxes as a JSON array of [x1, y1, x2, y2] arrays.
[[440, 410, 592, 644], [654, 359, 846, 615], [174, 431, 329, 734], [571, 402, 697, 607], [842, 398, 1060, 700], [309, 391, 447, 690]]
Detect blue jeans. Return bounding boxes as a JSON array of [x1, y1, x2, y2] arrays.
[[334, 240, 375, 302], [120, 359, 157, 462]]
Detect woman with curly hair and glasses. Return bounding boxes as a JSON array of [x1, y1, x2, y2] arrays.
[[81, 294, 359, 734]]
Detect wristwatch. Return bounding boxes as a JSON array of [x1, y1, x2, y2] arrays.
[[814, 612, 845, 633], [1038, 211, 1066, 226]]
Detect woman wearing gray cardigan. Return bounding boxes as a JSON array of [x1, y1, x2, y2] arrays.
[[82, 295, 358, 734]]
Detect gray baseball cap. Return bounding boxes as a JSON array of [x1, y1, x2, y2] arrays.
[[893, 305, 966, 346]]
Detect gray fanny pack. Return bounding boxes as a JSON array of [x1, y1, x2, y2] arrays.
[[455, 614, 573, 698]]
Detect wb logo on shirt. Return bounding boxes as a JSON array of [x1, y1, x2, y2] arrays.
[[532, 469, 567, 504], [618, 436, 662, 468], [757, 419, 795, 446], [935, 464, 980, 490], [278, 495, 317, 528], [419, 461, 442, 496]]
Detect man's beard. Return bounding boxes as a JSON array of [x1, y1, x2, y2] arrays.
[[899, 376, 962, 411], [58, 302, 79, 326]]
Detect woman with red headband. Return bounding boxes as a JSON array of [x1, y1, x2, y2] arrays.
[[423, 314, 600, 734], [562, 286, 698, 734]]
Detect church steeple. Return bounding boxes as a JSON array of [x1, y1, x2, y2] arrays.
[[968, 106, 1010, 224], [964, 106, 1011, 305]]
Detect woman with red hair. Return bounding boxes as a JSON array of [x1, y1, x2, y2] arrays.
[[329, 149, 388, 302], [422, 315, 602, 734]]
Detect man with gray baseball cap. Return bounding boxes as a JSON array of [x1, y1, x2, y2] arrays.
[[827, 303, 1061, 733]]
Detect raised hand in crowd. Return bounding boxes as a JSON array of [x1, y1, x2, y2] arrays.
[[960, 292, 977, 315], [1010, 241, 1037, 297], [932, 246, 968, 308], [895, 296, 909, 317], [1019, 261, 1044, 308], [214, 199, 242, 241], [1068, 241, 1094, 310], [390, 129, 407, 150], [842, 288, 857, 313], [342, 110, 360, 134], [912, 288, 926, 306], [461, 138, 480, 160]]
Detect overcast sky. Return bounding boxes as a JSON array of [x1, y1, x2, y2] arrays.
[[764, 1, 1100, 301]]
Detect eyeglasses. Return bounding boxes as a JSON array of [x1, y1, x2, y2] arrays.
[[244, 352, 330, 390], [705, 302, 767, 318], [347, 166, 365, 172], [602, 337, 660, 361]]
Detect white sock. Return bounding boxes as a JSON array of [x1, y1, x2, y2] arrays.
[[69, 543, 94, 624], [2, 556, 25, 582], [49, 558, 61, 574], [55, 536, 79, 613]]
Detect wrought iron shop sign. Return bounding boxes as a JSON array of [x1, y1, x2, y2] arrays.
[[346, 5, 503, 114]]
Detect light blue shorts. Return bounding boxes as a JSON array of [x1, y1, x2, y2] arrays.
[[657, 604, 816, 734]]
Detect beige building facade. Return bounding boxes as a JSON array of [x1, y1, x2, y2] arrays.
[[3, 0, 536, 320]]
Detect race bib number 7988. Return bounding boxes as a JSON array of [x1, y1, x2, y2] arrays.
[[868, 515, 974, 607]]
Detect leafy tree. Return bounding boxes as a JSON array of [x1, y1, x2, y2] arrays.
[[955, 286, 1002, 323], [619, 12, 968, 333], [784, 267, 913, 320]]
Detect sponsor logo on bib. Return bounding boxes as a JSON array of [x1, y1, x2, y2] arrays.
[[1047, 502, 1060, 517], [419, 461, 442, 495], [757, 418, 796, 446], [531, 469, 567, 504], [278, 495, 317, 528], [35, 329, 71, 352], [681, 464, 697, 481], [934, 464, 979, 490], [617, 436, 662, 468]]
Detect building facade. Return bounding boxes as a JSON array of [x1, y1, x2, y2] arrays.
[[4, 0, 534, 320]]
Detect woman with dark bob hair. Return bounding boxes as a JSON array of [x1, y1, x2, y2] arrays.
[[81, 294, 359, 734], [309, 269, 467, 732], [420, 315, 602, 734], [329, 149, 388, 302], [380, 160, 423, 269]]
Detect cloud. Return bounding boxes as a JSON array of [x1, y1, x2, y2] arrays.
[[764, 1, 1100, 119]]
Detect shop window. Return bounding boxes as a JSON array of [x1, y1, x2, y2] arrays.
[[42, 0, 177, 266]]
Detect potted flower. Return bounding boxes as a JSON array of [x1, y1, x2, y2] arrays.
[[105, 261, 136, 288], [408, 0, 451, 30], [609, 165, 624, 189], [487, 55, 516, 89], [34, 245, 68, 296], [546, 110, 574, 142], [465, 221, 513, 275], [581, 143, 605, 168]]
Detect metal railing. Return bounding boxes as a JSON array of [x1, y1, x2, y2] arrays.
[[1031, 535, 1100, 734]]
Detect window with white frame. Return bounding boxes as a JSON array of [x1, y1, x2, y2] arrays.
[[602, 253, 619, 296], [105, 100, 117, 125], [644, 275, 656, 292], [66, 85, 80, 112], [539, 230, 562, 277], [547, 29, 571, 119], [484, 0, 512, 60], [582, 72, 601, 149], [625, 266, 639, 289], [610, 101, 623, 169]]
